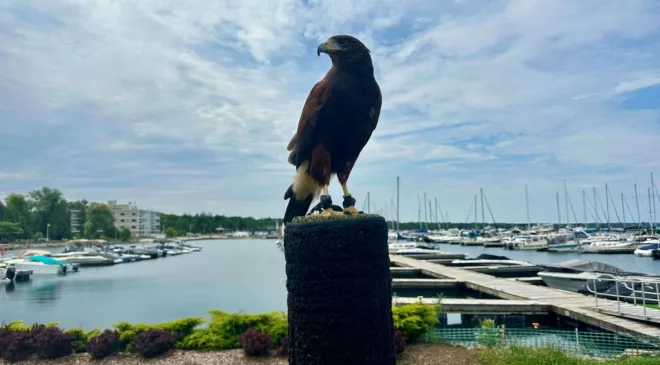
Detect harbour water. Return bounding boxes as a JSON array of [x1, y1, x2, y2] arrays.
[[1, 239, 287, 330], [3, 238, 660, 330]]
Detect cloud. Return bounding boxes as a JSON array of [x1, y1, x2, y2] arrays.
[[1, 0, 660, 223]]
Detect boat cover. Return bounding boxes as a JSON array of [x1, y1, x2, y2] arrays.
[[28, 255, 64, 265], [474, 254, 512, 261], [540, 259, 645, 276]]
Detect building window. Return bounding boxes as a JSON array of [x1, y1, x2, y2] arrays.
[[120, 213, 125, 216], [132, 213, 136, 216], [131, 226, 136, 229], [132, 219, 136, 222], [120, 219, 125, 223]]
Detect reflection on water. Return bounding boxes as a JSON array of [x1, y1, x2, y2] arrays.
[[1, 239, 287, 330]]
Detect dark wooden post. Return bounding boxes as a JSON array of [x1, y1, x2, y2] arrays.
[[284, 215, 395, 365]]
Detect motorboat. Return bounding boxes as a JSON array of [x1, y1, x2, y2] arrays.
[[4, 255, 68, 275], [394, 248, 446, 256], [505, 235, 549, 250], [448, 254, 533, 267], [538, 260, 660, 303], [57, 255, 117, 267], [634, 242, 660, 257], [580, 239, 637, 254], [1, 263, 17, 283], [388, 242, 418, 253]]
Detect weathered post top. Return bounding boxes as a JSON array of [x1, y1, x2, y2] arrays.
[[284, 214, 396, 365]]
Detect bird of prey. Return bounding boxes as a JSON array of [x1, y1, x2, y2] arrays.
[[283, 35, 382, 225]]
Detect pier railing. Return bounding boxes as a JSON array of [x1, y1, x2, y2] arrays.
[[425, 327, 660, 359], [585, 274, 660, 320]]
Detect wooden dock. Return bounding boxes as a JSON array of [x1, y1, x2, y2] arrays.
[[398, 253, 466, 260], [392, 278, 461, 289], [390, 255, 660, 339], [393, 297, 550, 314]]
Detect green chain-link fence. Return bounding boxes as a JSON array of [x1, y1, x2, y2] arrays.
[[425, 327, 660, 359]]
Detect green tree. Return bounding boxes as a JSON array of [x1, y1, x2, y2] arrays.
[[0, 201, 5, 221], [84, 203, 115, 238], [4, 193, 31, 239], [0, 221, 24, 241], [165, 227, 177, 237], [27, 187, 71, 240], [119, 228, 132, 242]]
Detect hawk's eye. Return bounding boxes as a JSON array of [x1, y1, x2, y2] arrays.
[[336, 39, 348, 46]]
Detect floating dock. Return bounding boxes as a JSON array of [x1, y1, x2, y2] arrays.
[[392, 278, 461, 289], [393, 297, 550, 315], [390, 255, 660, 339]]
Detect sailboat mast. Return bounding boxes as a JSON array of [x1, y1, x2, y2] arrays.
[[396, 176, 400, 232], [525, 184, 530, 230], [593, 187, 599, 226], [605, 183, 610, 228], [480, 188, 485, 229], [424, 193, 429, 229], [434, 197, 440, 230], [564, 180, 569, 227], [652, 173, 657, 228], [621, 193, 626, 225], [474, 195, 477, 229], [582, 190, 587, 227], [649, 187, 654, 233], [367, 192, 370, 214], [556, 192, 561, 229], [635, 184, 641, 229]]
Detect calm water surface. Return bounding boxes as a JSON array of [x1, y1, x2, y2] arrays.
[[433, 244, 660, 275], [1, 239, 286, 329], [3, 238, 660, 330]]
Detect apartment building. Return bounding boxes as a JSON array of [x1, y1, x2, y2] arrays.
[[107, 200, 161, 237], [70, 209, 82, 234]]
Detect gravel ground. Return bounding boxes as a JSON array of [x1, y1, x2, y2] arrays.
[[0, 344, 479, 365]]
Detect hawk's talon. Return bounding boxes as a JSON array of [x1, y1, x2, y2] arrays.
[[342, 195, 356, 209], [343, 205, 360, 215]]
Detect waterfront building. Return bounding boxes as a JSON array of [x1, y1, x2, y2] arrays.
[[106, 200, 161, 237], [70, 209, 82, 234]]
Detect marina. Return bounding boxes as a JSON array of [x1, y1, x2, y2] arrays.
[[390, 254, 660, 339]]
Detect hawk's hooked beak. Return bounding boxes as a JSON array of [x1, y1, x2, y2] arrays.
[[317, 38, 341, 56]]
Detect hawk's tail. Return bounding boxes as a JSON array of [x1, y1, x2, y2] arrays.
[[283, 184, 314, 224]]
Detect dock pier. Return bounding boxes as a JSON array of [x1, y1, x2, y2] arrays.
[[390, 255, 660, 339]]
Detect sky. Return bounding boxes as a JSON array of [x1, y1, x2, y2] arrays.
[[1, 0, 660, 225]]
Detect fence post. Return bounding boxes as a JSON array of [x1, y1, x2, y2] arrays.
[[575, 328, 580, 353], [500, 324, 505, 347], [284, 215, 396, 365]]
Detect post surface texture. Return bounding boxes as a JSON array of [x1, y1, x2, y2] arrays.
[[284, 216, 395, 365]]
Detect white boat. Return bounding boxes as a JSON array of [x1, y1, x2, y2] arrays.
[[58, 255, 116, 266], [538, 260, 660, 302], [580, 239, 637, 254], [505, 235, 549, 250], [388, 242, 418, 253], [634, 242, 660, 257], [394, 248, 445, 256], [4, 256, 68, 275], [449, 254, 533, 267]]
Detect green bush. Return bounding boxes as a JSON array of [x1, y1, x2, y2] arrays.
[[391, 303, 439, 343], [476, 318, 500, 347], [178, 310, 287, 351], [64, 328, 102, 353], [113, 317, 203, 351]]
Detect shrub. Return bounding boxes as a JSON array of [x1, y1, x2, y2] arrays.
[[86, 330, 120, 360], [392, 303, 439, 343], [476, 319, 500, 348], [34, 326, 74, 359], [178, 311, 286, 351], [277, 335, 288, 356], [132, 329, 175, 359], [238, 328, 271, 357], [0, 326, 12, 357], [1, 331, 35, 363], [114, 317, 203, 351], [64, 328, 100, 353], [393, 330, 406, 354]]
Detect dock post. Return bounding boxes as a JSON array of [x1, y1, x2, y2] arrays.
[[284, 215, 395, 365]]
